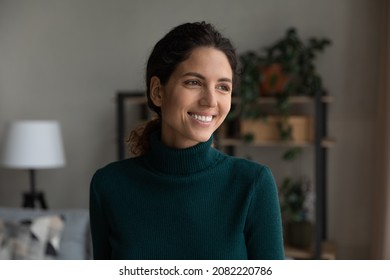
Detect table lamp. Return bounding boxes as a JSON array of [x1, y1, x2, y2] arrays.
[[0, 120, 66, 209]]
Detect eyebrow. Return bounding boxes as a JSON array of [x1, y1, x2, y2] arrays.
[[182, 72, 232, 83]]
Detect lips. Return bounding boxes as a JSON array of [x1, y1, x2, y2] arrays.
[[188, 112, 215, 123]]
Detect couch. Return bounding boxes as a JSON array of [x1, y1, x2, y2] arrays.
[[0, 207, 91, 259]]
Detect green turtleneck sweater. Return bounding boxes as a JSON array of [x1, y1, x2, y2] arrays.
[[89, 132, 284, 260]]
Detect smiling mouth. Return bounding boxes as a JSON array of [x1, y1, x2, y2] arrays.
[[188, 113, 215, 123]]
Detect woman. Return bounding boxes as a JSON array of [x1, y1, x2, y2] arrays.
[[90, 21, 284, 260]]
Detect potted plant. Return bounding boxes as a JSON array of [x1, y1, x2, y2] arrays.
[[279, 177, 313, 249], [258, 28, 331, 97], [237, 28, 331, 159]]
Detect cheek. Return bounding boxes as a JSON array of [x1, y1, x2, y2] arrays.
[[161, 93, 186, 116], [220, 98, 231, 117]]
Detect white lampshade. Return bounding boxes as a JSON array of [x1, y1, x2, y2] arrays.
[[1, 120, 66, 169]]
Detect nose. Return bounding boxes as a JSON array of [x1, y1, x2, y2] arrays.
[[200, 86, 217, 107]]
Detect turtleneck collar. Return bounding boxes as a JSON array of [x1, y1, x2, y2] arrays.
[[143, 130, 221, 175]]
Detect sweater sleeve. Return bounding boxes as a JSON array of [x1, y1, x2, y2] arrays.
[[89, 170, 111, 259], [244, 166, 285, 259]]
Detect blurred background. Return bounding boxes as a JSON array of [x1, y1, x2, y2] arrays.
[[0, 0, 389, 260]]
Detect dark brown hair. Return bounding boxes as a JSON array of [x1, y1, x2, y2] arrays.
[[128, 21, 239, 156]]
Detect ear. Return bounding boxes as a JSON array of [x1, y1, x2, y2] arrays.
[[150, 76, 163, 107]]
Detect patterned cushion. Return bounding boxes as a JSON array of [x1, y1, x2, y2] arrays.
[[0, 215, 64, 259]]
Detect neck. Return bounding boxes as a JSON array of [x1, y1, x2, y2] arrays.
[[143, 130, 221, 175]]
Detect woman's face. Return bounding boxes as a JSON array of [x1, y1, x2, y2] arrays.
[[151, 47, 233, 149]]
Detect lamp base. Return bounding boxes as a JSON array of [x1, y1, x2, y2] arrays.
[[22, 191, 48, 209]]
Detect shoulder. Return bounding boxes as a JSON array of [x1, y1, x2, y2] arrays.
[[90, 157, 141, 186], [222, 153, 274, 181], [219, 154, 277, 198]]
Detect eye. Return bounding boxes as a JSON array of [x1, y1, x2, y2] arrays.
[[184, 80, 201, 87], [216, 84, 231, 93]]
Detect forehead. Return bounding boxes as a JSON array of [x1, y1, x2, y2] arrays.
[[174, 47, 233, 79]]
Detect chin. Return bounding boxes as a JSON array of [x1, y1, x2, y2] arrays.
[[193, 132, 213, 143]]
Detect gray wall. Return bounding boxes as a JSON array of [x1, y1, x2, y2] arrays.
[[0, 0, 383, 259]]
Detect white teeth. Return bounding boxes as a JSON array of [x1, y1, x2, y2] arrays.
[[189, 113, 213, 122]]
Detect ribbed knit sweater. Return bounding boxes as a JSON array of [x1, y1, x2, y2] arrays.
[[89, 131, 284, 260]]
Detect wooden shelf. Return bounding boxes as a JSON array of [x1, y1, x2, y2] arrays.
[[285, 241, 336, 260], [217, 138, 335, 148], [218, 138, 311, 147], [231, 95, 334, 104], [321, 137, 336, 148]]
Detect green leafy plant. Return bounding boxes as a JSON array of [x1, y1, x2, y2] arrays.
[[279, 177, 311, 223], [259, 28, 331, 97], [280, 176, 314, 248], [237, 28, 331, 160], [236, 51, 264, 120]]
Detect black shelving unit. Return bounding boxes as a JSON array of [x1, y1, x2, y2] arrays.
[[314, 89, 329, 259]]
